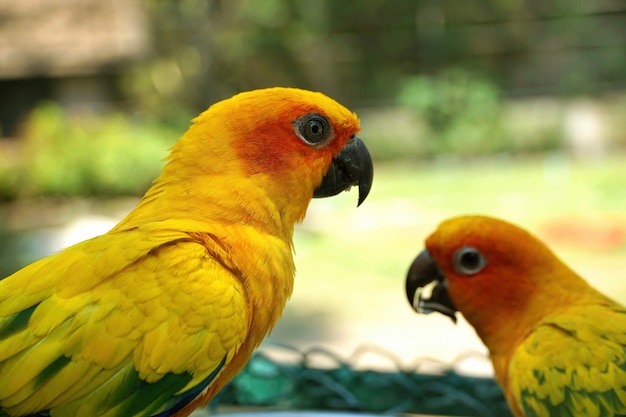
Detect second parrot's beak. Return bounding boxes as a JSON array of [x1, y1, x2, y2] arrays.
[[406, 249, 458, 323], [313, 135, 373, 207]]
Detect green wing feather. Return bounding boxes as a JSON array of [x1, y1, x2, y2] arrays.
[[0, 223, 249, 417], [510, 303, 626, 417]]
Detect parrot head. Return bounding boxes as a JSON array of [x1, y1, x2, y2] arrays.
[[405, 215, 581, 338], [159, 87, 373, 228]]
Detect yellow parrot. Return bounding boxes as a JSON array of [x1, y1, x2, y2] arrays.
[[405, 215, 626, 417], [0, 87, 373, 417]]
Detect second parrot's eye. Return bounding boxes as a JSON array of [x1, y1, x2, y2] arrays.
[[453, 246, 487, 276], [296, 113, 332, 145]]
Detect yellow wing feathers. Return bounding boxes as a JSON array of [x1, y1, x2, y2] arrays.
[[510, 303, 626, 417], [0, 226, 250, 416]]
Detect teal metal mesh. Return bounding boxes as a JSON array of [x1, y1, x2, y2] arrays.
[[212, 344, 513, 416]]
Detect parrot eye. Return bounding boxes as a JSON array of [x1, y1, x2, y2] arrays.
[[453, 246, 487, 276], [295, 113, 332, 145]]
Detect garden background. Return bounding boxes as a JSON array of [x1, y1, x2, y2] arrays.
[[1, 1, 626, 415]]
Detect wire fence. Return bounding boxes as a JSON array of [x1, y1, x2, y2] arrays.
[[209, 344, 513, 416]]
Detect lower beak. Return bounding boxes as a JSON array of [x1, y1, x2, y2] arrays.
[[313, 135, 373, 207], [406, 249, 458, 323]]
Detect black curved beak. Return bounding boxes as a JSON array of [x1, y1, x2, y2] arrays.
[[406, 249, 458, 323], [313, 135, 373, 207]]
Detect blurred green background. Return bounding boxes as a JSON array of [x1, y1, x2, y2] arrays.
[[1, 1, 626, 416]]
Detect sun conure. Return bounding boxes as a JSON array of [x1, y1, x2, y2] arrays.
[[0, 87, 373, 417], [406, 215, 626, 417]]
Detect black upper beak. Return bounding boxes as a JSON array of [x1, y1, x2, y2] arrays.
[[313, 135, 373, 207], [406, 249, 458, 323]]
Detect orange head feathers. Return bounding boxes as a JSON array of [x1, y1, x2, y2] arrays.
[[115, 87, 373, 234], [405, 215, 599, 352]]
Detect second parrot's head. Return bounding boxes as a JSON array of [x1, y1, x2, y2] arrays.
[[166, 87, 373, 223], [405, 215, 578, 335]]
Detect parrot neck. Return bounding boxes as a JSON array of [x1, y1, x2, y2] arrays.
[[463, 266, 603, 384], [110, 163, 300, 397], [110, 159, 302, 340], [113, 166, 311, 241]]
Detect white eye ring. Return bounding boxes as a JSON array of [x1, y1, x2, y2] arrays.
[[453, 246, 487, 276]]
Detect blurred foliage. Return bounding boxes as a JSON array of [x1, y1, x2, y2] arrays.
[[123, 0, 626, 121], [397, 69, 506, 156], [117, 0, 626, 161], [0, 103, 176, 200], [359, 68, 566, 161]]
